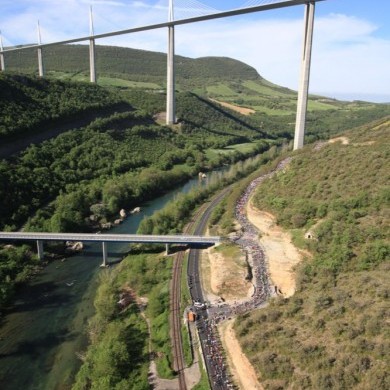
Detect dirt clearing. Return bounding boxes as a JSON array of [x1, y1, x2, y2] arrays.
[[209, 99, 255, 115], [246, 201, 303, 298], [219, 319, 263, 390]]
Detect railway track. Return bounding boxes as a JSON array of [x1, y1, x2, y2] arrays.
[[170, 206, 202, 390], [171, 248, 187, 390]]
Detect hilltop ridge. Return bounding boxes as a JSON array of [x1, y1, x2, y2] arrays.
[[4, 44, 260, 84]]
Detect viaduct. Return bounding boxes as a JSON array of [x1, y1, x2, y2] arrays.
[[0, 0, 325, 150]]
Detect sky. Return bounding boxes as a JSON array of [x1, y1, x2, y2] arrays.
[[1, 0, 389, 103]]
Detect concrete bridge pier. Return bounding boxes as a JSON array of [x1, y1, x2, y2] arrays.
[[89, 39, 96, 83], [294, 1, 315, 150], [101, 241, 108, 268], [36, 240, 44, 261], [89, 7, 96, 83], [165, 243, 169, 256], [166, 0, 175, 125], [37, 48, 44, 77], [0, 53, 4, 71], [0, 32, 5, 71], [37, 21, 44, 78]]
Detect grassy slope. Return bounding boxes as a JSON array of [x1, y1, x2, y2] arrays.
[[234, 118, 390, 389]]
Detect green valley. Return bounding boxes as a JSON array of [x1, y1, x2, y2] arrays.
[[0, 43, 389, 390]]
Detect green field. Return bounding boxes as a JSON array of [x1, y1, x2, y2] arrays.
[[206, 142, 258, 158]]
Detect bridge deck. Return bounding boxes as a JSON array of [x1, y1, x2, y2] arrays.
[[1, 0, 325, 52], [0, 232, 220, 245]]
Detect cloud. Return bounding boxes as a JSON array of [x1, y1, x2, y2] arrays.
[[312, 14, 390, 95], [175, 12, 390, 97]]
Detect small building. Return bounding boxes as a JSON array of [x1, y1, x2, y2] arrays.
[[188, 311, 196, 322], [304, 231, 317, 240]]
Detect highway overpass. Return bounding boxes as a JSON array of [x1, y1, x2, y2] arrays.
[[0, 232, 220, 266]]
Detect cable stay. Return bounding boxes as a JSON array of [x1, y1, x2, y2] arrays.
[[241, 0, 291, 8], [174, 0, 220, 20]]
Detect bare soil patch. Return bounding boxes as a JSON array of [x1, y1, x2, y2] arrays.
[[201, 245, 253, 304], [209, 99, 255, 116], [219, 319, 263, 390], [328, 136, 350, 145], [246, 201, 303, 298]]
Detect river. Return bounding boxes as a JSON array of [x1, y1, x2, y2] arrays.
[[0, 167, 230, 390]]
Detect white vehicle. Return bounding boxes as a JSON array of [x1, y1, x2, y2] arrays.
[[194, 301, 206, 309]]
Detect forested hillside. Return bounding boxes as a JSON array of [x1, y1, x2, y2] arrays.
[[0, 74, 274, 229], [235, 118, 390, 389], [0, 73, 124, 139], [0, 74, 274, 308]]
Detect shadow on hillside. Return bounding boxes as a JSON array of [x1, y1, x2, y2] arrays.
[[195, 94, 273, 139], [0, 102, 134, 159]]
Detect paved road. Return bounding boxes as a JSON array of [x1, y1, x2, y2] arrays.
[[187, 158, 293, 389], [187, 188, 233, 389]]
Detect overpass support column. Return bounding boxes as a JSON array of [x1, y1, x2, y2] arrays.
[[294, 1, 315, 150], [166, 0, 175, 125], [101, 241, 108, 268], [165, 244, 169, 256], [36, 240, 44, 261]]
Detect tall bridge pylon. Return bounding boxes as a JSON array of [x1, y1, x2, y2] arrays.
[[0, 31, 4, 71], [37, 20, 44, 77], [167, 0, 176, 125], [89, 6, 97, 83], [294, 1, 315, 150]]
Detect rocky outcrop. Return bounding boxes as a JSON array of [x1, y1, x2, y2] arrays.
[[65, 241, 83, 251]]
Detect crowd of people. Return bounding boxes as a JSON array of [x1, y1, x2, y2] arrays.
[[211, 157, 292, 322], [193, 157, 292, 389], [197, 317, 234, 389]]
